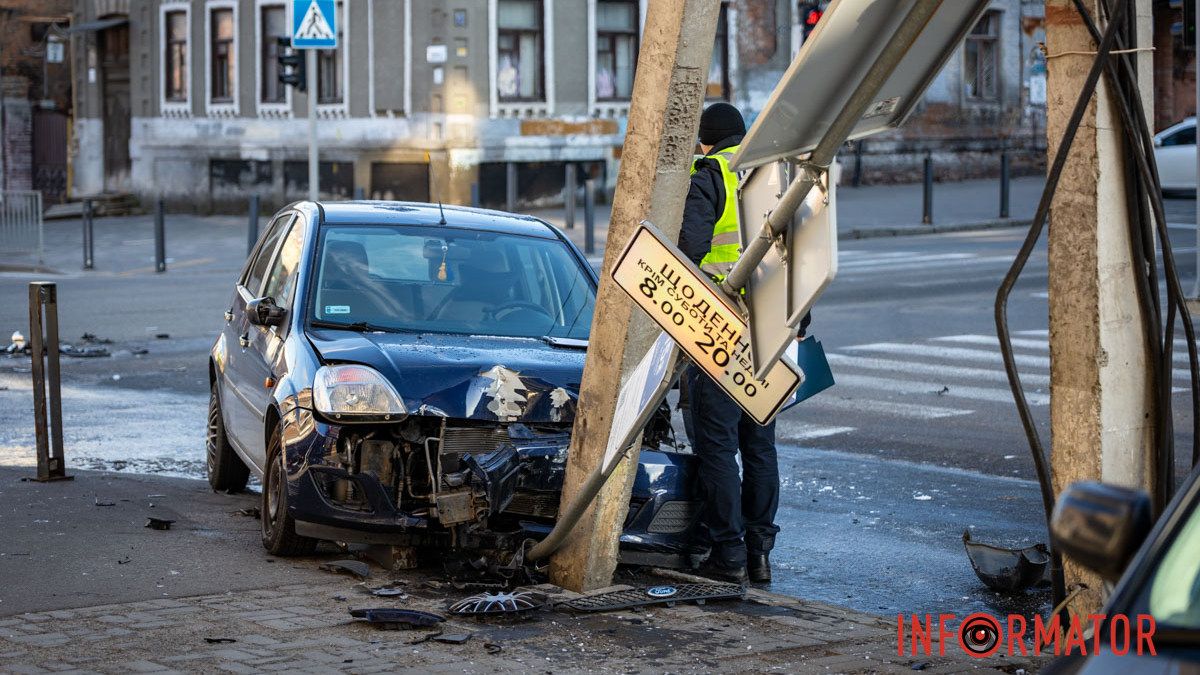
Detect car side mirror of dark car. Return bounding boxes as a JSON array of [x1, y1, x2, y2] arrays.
[[1050, 481, 1153, 583], [247, 297, 286, 327]]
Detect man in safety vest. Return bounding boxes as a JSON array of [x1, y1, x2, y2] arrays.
[[678, 102, 795, 585]]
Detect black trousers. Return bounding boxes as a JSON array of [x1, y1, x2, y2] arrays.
[[686, 367, 780, 566]]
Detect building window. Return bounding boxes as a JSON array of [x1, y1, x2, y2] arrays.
[[317, 1, 344, 104], [595, 0, 638, 100], [964, 11, 999, 101], [497, 0, 544, 101], [260, 4, 286, 103], [164, 10, 188, 102], [707, 3, 730, 100], [210, 7, 235, 102]]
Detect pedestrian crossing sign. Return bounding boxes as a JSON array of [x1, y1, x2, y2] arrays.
[[292, 0, 337, 49]]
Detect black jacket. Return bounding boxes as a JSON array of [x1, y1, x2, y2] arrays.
[[678, 135, 742, 266]]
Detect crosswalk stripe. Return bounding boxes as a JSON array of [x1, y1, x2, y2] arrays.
[[839, 253, 976, 268], [805, 394, 974, 420], [843, 342, 1051, 369], [833, 372, 1049, 405], [773, 422, 857, 441], [827, 352, 1049, 387], [1015, 329, 1048, 337], [836, 255, 1019, 275]]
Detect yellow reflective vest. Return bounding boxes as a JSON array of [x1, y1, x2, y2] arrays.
[[690, 145, 741, 282]]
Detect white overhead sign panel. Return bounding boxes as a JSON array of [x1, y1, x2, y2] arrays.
[[611, 223, 803, 425], [732, 0, 990, 171], [292, 0, 338, 49]]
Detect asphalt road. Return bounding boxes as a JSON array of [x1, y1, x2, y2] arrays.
[[2, 198, 1198, 620]]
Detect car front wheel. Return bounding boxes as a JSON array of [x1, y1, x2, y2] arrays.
[[261, 425, 318, 556], [206, 381, 250, 493]]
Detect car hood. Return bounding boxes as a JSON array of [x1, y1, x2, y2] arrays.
[[306, 329, 585, 424]]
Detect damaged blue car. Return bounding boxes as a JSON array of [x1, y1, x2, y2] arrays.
[[208, 201, 699, 567]]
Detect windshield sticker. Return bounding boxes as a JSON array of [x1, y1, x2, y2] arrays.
[[325, 305, 351, 314]]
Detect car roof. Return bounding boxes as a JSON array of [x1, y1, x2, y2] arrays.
[[315, 201, 560, 239]]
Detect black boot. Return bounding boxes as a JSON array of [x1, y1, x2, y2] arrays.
[[748, 553, 771, 583], [698, 558, 748, 584]]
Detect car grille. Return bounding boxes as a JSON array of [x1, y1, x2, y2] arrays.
[[646, 500, 700, 534]]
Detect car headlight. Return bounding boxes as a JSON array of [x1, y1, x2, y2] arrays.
[[313, 364, 407, 421]]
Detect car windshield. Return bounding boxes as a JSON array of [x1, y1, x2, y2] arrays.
[[1144, 498, 1200, 631], [310, 224, 595, 339]]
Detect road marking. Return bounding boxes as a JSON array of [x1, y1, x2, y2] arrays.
[[805, 394, 974, 420], [837, 255, 1020, 275], [826, 352, 1049, 387], [843, 342, 1051, 369], [933, 334, 1049, 351], [832, 372, 1049, 405], [839, 253, 976, 268], [772, 422, 857, 441]]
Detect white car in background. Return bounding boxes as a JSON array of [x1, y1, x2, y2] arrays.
[[1154, 117, 1197, 196]]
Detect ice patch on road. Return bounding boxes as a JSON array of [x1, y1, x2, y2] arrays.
[[0, 373, 206, 480]]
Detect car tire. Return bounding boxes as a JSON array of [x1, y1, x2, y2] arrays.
[[207, 381, 250, 493], [261, 425, 318, 556]]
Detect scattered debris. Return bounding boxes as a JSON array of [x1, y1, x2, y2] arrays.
[[112, 374, 121, 381], [80, 333, 113, 344], [320, 559, 370, 579], [433, 633, 472, 645], [117, 556, 131, 564], [936, 385, 950, 396], [911, 661, 930, 671], [410, 631, 442, 645], [131, 348, 149, 355], [155, 333, 170, 340], [94, 498, 116, 507], [5, 331, 28, 355], [558, 583, 745, 613], [963, 530, 1050, 593], [231, 507, 260, 519], [484, 642, 503, 655], [144, 517, 175, 530], [60, 344, 110, 358], [449, 590, 546, 618], [349, 608, 445, 630], [371, 587, 408, 598], [204, 638, 237, 644]]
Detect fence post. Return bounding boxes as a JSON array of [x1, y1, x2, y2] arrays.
[[852, 140, 864, 188], [564, 163, 577, 230], [28, 282, 70, 482], [82, 198, 93, 270], [584, 177, 596, 256], [154, 198, 167, 273], [247, 194, 260, 255], [506, 162, 518, 212], [999, 151, 1011, 219], [922, 154, 933, 225]]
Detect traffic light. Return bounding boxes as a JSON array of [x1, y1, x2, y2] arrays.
[[277, 37, 306, 92], [799, 1, 825, 41]]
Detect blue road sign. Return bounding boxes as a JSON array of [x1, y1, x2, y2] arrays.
[[292, 0, 337, 49]]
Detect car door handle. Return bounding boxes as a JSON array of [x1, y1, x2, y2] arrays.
[[239, 332, 251, 349], [224, 309, 234, 323]]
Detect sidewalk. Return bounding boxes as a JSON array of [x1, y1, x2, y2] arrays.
[[0, 467, 1043, 673]]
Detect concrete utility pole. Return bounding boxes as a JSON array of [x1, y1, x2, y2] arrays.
[[1044, 0, 1156, 615], [550, 0, 720, 592]]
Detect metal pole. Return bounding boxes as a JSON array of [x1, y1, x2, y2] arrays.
[[82, 198, 93, 270], [470, 182, 480, 208], [852, 140, 864, 187], [564, 163, 577, 229], [29, 282, 69, 482], [154, 197, 166, 273], [1000, 151, 1011, 219], [721, 0, 943, 296], [247, 193, 260, 255], [922, 154, 933, 225], [506, 161, 517, 212], [307, 48, 319, 202], [29, 283, 48, 478], [584, 177, 596, 255]]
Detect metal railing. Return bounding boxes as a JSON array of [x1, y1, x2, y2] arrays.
[[0, 191, 44, 266]]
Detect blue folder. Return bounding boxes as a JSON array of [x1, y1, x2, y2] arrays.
[[781, 336, 835, 412]]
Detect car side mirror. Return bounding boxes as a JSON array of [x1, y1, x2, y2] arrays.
[[247, 297, 286, 327], [1050, 481, 1153, 583]]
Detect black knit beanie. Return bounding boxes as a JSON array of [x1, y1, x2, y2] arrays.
[[698, 102, 746, 145]]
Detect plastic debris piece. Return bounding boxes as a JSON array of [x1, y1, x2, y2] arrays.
[[232, 507, 261, 519], [144, 517, 175, 530], [484, 642, 503, 654], [449, 590, 546, 618], [60, 343, 110, 358], [320, 559, 370, 579], [962, 530, 1050, 593], [349, 608, 445, 630], [433, 633, 472, 645], [371, 587, 407, 598], [94, 499, 115, 507], [205, 638, 237, 644], [155, 333, 170, 339]]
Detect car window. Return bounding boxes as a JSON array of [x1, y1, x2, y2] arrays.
[[311, 225, 595, 339], [1161, 126, 1196, 147], [244, 214, 294, 294], [262, 218, 305, 310], [1145, 500, 1200, 630]]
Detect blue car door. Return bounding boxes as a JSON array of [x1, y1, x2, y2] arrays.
[[223, 213, 293, 470]]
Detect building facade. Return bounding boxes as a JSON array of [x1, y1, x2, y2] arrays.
[[68, 0, 1047, 212]]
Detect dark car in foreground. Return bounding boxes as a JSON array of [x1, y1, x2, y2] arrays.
[[208, 201, 699, 565], [1045, 462, 1200, 672]]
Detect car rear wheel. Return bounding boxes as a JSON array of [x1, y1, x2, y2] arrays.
[[261, 425, 318, 556], [206, 381, 249, 493]]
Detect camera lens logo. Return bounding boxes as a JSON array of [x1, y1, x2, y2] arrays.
[[958, 613, 1002, 658]]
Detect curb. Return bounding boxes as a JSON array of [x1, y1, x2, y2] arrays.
[[839, 217, 1033, 240]]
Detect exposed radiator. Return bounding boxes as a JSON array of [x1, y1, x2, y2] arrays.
[[439, 426, 512, 454]]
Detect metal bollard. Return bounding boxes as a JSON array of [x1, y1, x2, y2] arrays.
[[353, 186, 365, 200], [470, 182, 481, 208], [999, 151, 1010, 219], [28, 282, 71, 482], [564, 163, 577, 230], [922, 154, 933, 225], [506, 162, 518, 212], [82, 199, 94, 270], [584, 178, 596, 256], [247, 194, 261, 255], [852, 140, 864, 188], [154, 198, 167, 273]]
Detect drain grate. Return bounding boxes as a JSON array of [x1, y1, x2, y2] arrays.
[[558, 583, 745, 612]]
